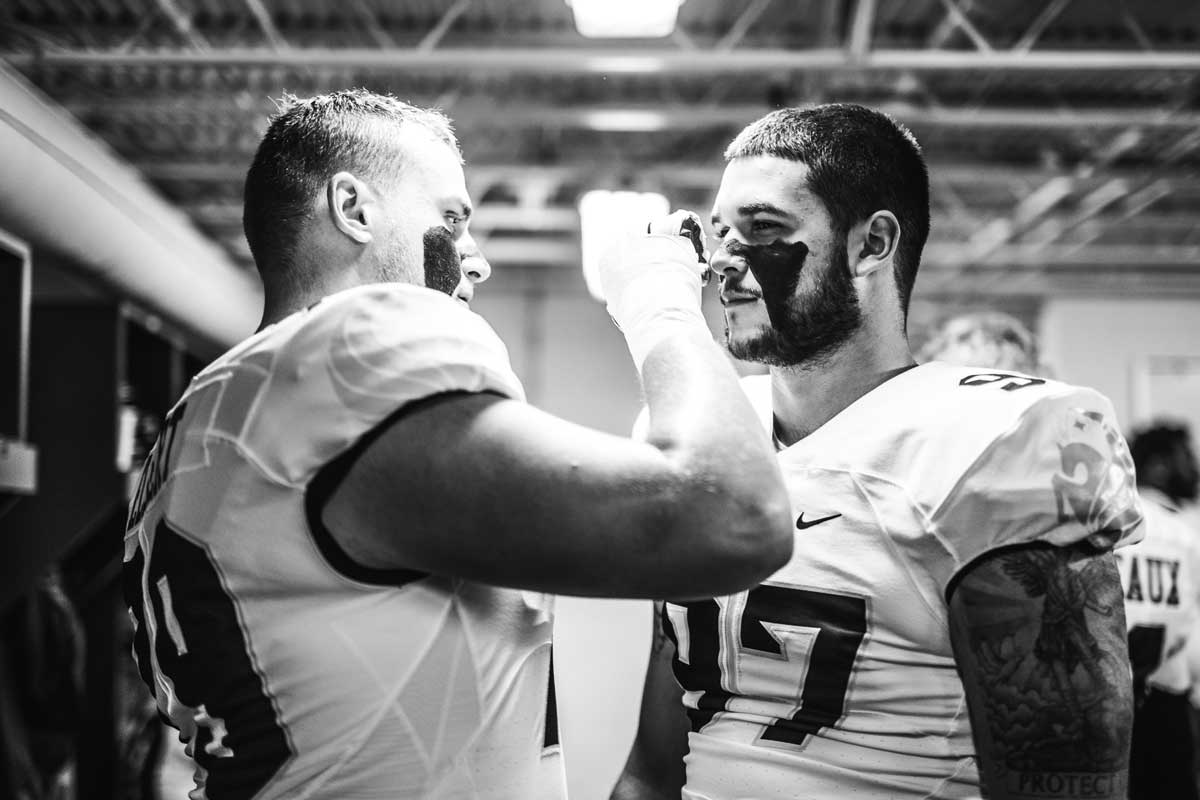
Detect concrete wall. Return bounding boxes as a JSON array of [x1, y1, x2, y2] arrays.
[[1040, 298, 1200, 435]]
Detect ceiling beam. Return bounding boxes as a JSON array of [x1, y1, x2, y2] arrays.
[[1063, 179, 1173, 249], [349, 0, 396, 49], [190, 200, 1200, 241], [1011, 0, 1074, 54], [242, 0, 289, 51], [417, 0, 472, 52], [925, 243, 1200, 268], [963, 127, 1146, 262], [193, 202, 583, 233], [1118, 0, 1155, 52], [846, 0, 877, 60], [935, 0, 993, 53], [150, 0, 209, 51], [137, 162, 1200, 199], [61, 99, 1200, 132], [715, 0, 774, 52], [926, 0, 972, 48], [1022, 177, 1132, 247], [9, 47, 1200, 73]]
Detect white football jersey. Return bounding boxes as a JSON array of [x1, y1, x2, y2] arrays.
[[664, 363, 1143, 800], [123, 284, 566, 800], [1118, 487, 1200, 694]]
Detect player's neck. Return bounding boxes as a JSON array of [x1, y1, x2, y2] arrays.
[[257, 269, 362, 331], [769, 332, 915, 447]]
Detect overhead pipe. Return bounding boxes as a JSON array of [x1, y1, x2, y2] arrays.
[[0, 60, 260, 352], [6, 47, 1200, 73]]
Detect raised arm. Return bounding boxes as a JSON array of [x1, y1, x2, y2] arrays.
[[611, 604, 691, 800], [948, 541, 1133, 800], [319, 213, 793, 598]]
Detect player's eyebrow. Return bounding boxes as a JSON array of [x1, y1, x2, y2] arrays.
[[712, 202, 795, 228], [738, 202, 791, 218]]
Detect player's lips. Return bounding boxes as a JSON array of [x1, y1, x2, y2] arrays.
[[721, 292, 760, 306]]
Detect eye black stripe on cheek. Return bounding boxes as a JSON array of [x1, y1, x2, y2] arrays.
[[422, 226, 462, 296]]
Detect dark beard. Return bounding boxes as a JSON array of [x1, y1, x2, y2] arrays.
[[423, 226, 461, 296], [724, 239, 862, 368]]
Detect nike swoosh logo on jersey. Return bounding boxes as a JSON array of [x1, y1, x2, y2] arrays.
[[796, 512, 842, 530]]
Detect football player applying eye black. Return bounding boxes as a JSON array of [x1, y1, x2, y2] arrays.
[[122, 89, 793, 800]]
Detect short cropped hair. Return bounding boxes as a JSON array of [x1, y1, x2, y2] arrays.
[[1130, 421, 1194, 477], [724, 104, 931, 314], [243, 89, 460, 280], [918, 311, 1040, 374]]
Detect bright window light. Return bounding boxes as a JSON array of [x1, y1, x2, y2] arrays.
[[579, 190, 670, 302], [567, 0, 686, 38]]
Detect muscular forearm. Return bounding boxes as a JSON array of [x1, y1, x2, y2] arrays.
[[634, 336, 792, 591], [640, 334, 781, 495]]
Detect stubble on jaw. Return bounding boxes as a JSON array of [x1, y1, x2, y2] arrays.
[[724, 240, 861, 368]]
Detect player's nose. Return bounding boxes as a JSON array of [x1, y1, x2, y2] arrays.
[[710, 236, 749, 281], [458, 232, 491, 285]]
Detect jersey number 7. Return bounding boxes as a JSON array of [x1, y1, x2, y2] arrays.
[[663, 585, 868, 748]]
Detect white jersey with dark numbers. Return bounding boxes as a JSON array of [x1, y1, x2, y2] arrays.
[[1119, 487, 1200, 694], [122, 284, 566, 800], [663, 363, 1143, 800]]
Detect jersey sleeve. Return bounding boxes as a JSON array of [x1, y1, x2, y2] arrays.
[[930, 387, 1144, 598], [244, 284, 525, 485]]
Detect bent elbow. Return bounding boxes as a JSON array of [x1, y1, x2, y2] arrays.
[[672, 488, 794, 597], [723, 495, 795, 584]]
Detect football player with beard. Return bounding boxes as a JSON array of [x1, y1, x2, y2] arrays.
[[612, 104, 1144, 800]]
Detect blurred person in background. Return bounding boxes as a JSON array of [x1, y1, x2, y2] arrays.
[[1126, 421, 1200, 800], [917, 309, 1046, 375], [1132, 421, 1200, 512], [0, 570, 84, 800], [613, 104, 1142, 800], [122, 89, 792, 800]]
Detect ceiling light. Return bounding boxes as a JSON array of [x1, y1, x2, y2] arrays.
[[579, 190, 670, 301], [580, 110, 670, 132], [567, 0, 686, 38]]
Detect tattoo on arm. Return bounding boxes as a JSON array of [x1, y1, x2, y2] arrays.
[[949, 542, 1133, 799]]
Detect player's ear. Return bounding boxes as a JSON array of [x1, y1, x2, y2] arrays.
[[849, 211, 900, 277], [327, 172, 375, 245]]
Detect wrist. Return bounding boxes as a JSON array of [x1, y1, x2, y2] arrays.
[[622, 306, 712, 373], [604, 236, 709, 373]]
